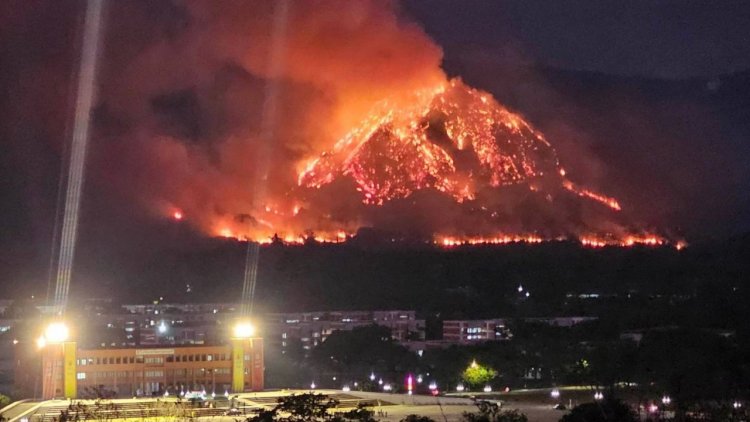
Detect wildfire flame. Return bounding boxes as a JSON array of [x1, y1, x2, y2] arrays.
[[299, 79, 569, 205], [189, 80, 678, 248], [298, 79, 626, 214]]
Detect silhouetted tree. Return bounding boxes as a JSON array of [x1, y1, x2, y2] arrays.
[[275, 393, 339, 422], [462, 401, 527, 422], [560, 398, 637, 422], [400, 415, 435, 422]]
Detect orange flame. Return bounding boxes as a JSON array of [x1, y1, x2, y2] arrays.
[[298, 79, 622, 215]]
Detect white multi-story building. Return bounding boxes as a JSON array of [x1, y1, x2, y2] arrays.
[[442, 319, 512, 344], [263, 310, 425, 350]]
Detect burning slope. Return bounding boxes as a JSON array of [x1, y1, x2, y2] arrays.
[[202, 79, 668, 247], [298, 79, 625, 218]]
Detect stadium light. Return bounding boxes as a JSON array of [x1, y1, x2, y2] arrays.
[[44, 322, 70, 343], [233, 321, 256, 338]]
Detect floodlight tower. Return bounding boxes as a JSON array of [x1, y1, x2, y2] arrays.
[[39, 321, 77, 399], [230, 319, 263, 393]]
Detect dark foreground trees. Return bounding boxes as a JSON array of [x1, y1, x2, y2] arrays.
[[462, 400, 528, 422], [243, 394, 529, 422], [560, 398, 638, 422], [245, 394, 377, 422]]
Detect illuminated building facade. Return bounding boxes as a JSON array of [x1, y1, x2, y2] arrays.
[[35, 339, 263, 399]]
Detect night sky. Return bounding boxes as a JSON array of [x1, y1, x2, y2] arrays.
[[1, 0, 749, 299], [406, 0, 750, 79]]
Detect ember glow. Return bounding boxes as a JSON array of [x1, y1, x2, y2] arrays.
[[290, 79, 672, 247], [562, 180, 621, 211], [191, 78, 675, 248]]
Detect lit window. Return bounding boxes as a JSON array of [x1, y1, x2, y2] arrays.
[[77, 373, 86, 380]]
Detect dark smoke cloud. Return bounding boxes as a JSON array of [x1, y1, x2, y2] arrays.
[[88, 0, 448, 238]]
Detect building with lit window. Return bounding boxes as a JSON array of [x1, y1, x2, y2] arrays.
[[442, 317, 597, 344], [18, 339, 263, 400], [264, 310, 425, 351], [442, 319, 512, 344]]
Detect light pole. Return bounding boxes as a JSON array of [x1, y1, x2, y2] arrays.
[[39, 321, 76, 399], [231, 320, 257, 393]]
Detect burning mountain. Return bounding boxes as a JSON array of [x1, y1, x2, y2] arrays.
[[288, 79, 664, 247], [299, 79, 620, 211], [74, 1, 674, 248]]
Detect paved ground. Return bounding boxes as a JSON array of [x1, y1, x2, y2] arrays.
[[365, 403, 563, 422], [0, 401, 37, 421], [233, 390, 566, 422], [201, 403, 563, 422], [1, 389, 570, 422]]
